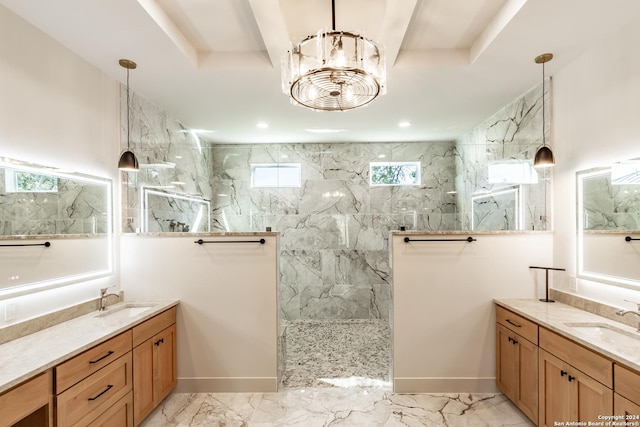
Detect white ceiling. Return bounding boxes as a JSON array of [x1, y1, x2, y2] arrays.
[[2, 0, 640, 144]]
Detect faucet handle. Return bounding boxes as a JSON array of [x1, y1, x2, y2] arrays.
[[624, 299, 640, 310]]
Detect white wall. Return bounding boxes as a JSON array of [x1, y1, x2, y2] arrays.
[[0, 5, 120, 323], [392, 232, 553, 393], [552, 17, 640, 308], [120, 234, 279, 392]]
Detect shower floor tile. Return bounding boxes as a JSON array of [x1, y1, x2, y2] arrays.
[[281, 319, 391, 389]]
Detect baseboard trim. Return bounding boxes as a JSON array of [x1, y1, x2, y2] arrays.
[[176, 377, 278, 393], [394, 377, 498, 393]]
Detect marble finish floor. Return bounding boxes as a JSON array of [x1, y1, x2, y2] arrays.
[[141, 388, 535, 426], [281, 320, 391, 389]]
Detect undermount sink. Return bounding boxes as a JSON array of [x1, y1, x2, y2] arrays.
[[94, 303, 157, 319], [564, 322, 640, 348]]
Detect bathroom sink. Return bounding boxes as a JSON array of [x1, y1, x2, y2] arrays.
[[564, 322, 640, 348], [94, 303, 157, 320]]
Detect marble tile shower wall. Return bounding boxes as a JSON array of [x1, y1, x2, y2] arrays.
[[209, 142, 457, 320], [121, 88, 214, 233], [455, 81, 549, 231]]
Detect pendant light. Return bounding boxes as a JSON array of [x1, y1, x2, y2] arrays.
[[118, 59, 139, 172], [533, 53, 555, 168], [281, 0, 386, 111]]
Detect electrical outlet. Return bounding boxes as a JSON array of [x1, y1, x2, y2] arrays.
[[568, 276, 577, 292], [5, 302, 18, 321]]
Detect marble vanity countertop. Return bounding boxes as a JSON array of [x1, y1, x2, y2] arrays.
[[495, 299, 640, 371], [0, 300, 179, 394]]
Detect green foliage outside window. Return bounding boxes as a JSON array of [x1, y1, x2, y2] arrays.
[[370, 162, 420, 186], [16, 172, 58, 192]]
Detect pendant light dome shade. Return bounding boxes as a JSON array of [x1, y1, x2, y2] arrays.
[[118, 149, 139, 171], [533, 53, 555, 168], [533, 145, 555, 168], [118, 58, 139, 172]]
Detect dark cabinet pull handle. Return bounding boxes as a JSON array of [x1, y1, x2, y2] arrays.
[[508, 337, 513, 343], [560, 370, 567, 377], [89, 350, 114, 364], [512, 339, 518, 345], [506, 319, 522, 328], [155, 338, 165, 346], [568, 375, 575, 382], [88, 384, 113, 401]]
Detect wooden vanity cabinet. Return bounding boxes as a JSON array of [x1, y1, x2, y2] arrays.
[[0, 371, 52, 426], [132, 307, 177, 426], [55, 331, 134, 427], [495, 306, 539, 424], [538, 327, 613, 427], [539, 349, 612, 426], [614, 364, 640, 417]]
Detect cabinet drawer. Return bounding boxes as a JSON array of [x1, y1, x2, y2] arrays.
[[57, 352, 132, 427], [87, 391, 133, 427], [615, 364, 640, 405], [496, 305, 538, 344], [539, 327, 612, 388], [56, 331, 132, 393], [0, 371, 50, 427], [132, 306, 176, 348]]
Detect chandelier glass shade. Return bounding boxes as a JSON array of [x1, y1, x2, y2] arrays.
[[282, 29, 386, 111]]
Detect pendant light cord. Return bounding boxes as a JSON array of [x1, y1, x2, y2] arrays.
[[126, 67, 131, 151], [542, 61, 546, 148], [331, 0, 336, 31]]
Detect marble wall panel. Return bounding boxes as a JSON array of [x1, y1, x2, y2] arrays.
[[455, 81, 550, 231]]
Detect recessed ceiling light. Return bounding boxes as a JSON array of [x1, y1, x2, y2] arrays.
[[256, 122, 269, 129], [305, 128, 347, 133], [378, 154, 386, 159], [398, 121, 411, 128]]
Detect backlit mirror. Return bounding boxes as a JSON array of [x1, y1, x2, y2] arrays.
[[0, 158, 113, 296], [577, 159, 640, 287]]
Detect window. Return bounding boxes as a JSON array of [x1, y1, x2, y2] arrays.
[[4, 169, 58, 193], [251, 163, 301, 188], [369, 162, 420, 186], [487, 161, 538, 185]]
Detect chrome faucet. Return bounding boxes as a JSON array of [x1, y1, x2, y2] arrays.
[[99, 287, 120, 311], [616, 299, 640, 332]]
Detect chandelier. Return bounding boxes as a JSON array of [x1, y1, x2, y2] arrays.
[[281, 0, 386, 111]]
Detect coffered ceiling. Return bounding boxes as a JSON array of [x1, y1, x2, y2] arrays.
[[2, 0, 640, 143]]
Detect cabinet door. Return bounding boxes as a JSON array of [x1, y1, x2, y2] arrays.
[[155, 324, 177, 404], [496, 324, 538, 423], [496, 324, 518, 401], [133, 338, 155, 426], [517, 335, 538, 423], [539, 350, 572, 427], [539, 350, 613, 426], [615, 393, 640, 418], [133, 324, 177, 426], [574, 368, 613, 423]]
